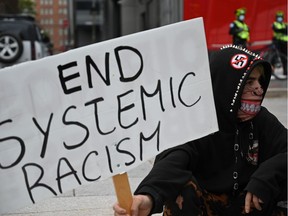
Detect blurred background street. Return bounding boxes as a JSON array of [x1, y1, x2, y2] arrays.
[[0, 0, 287, 54]]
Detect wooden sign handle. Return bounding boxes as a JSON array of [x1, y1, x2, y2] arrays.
[[112, 172, 133, 215]]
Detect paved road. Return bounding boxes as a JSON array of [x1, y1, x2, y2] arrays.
[[2, 80, 287, 216]]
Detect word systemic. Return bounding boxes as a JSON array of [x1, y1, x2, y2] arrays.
[[0, 45, 201, 204]]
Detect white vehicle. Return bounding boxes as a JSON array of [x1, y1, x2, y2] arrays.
[[0, 14, 50, 69]]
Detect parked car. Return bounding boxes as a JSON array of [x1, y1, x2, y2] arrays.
[[0, 14, 51, 69]]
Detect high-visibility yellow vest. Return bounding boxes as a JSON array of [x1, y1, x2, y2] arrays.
[[273, 21, 288, 42], [234, 20, 250, 41]]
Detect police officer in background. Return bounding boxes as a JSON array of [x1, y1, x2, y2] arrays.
[[229, 8, 250, 48], [272, 11, 287, 76]]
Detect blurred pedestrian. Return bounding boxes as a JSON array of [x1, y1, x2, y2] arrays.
[[229, 8, 250, 48], [272, 11, 287, 76], [113, 45, 287, 216]]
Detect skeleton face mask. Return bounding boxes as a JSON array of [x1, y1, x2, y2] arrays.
[[237, 66, 264, 122]]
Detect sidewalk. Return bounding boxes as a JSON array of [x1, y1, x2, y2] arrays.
[[2, 160, 158, 216], [266, 79, 287, 98], [2, 80, 287, 216]]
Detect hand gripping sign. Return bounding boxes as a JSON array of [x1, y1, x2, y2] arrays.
[[0, 17, 218, 214]]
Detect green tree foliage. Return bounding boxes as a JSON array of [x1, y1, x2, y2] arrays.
[[18, 0, 36, 15]]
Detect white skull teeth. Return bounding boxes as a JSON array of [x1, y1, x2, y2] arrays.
[[240, 102, 261, 114]]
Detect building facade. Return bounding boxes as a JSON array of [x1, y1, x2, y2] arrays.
[[34, 0, 69, 53], [71, 0, 182, 47], [33, 0, 182, 53], [34, 0, 121, 52], [119, 0, 182, 36]]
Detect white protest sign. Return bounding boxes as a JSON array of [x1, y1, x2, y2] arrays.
[[0, 17, 218, 214]]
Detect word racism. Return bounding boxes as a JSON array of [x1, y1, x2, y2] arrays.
[[0, 45, 201, 204]]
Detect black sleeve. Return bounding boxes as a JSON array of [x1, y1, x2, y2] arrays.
[[229, 22, 236, 35], [229, 21, 243, 35], [245, 107, 287, 203], [134, 142, 199, 213], [245, 153, 287, 203]]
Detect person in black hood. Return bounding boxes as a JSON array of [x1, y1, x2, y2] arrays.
[[113, 45, 287, 216]]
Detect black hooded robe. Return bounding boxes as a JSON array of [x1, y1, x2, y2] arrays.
[[134, 46, 287, 215]]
